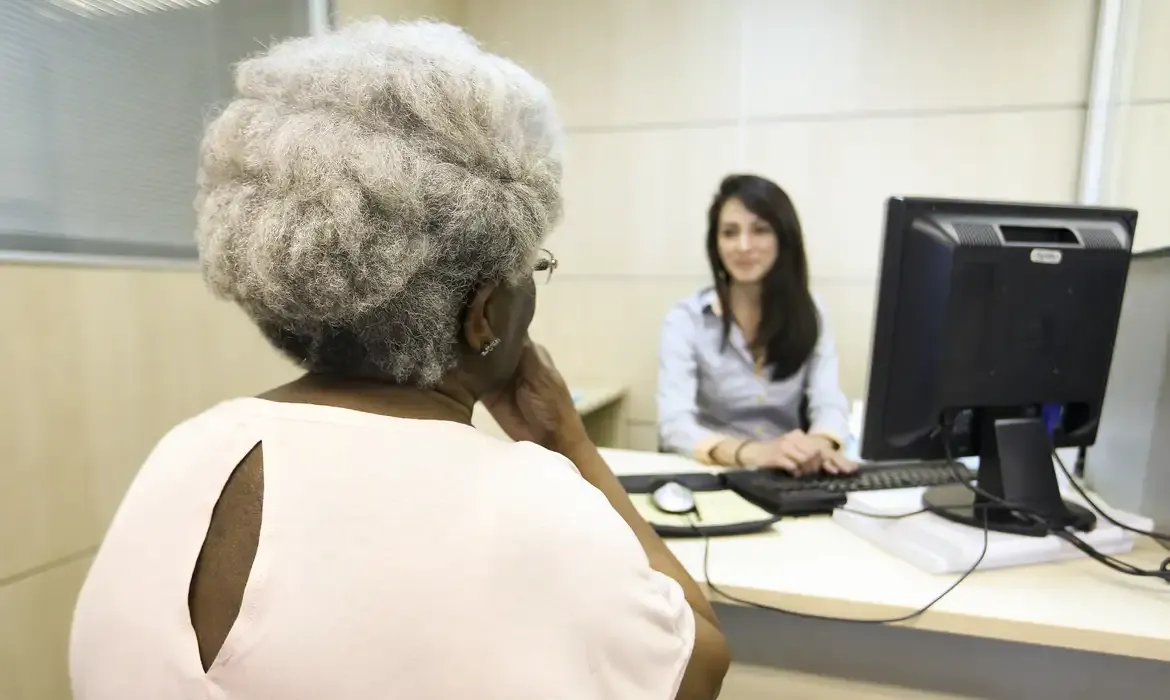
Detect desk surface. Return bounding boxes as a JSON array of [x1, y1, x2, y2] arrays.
[[571, 385, 627, 415], [602, 448, 1170, 662]]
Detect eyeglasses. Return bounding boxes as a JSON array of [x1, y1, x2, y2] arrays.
[[533, 248, 558, 285]]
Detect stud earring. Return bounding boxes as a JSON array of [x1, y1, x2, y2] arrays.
[[480, 338, 500, 356]]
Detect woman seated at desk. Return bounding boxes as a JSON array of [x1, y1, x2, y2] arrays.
[[658, 174, 856, 475], [70, 20, 729, 700]]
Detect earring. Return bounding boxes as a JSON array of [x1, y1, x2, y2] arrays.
[[480, 338, 500, 356]]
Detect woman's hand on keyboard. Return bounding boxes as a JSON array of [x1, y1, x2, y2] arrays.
[[807, 435, 857, 476], [740, 431, 856, 476]]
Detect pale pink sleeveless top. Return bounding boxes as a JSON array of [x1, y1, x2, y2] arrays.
[[70, 398, 694, 699]]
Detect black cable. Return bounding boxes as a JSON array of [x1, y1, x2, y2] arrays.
[[1051, 450, 1170, 543], [688, 504, 990, 625], [1049, 450, 1170, 583], [941, 439, 1039, 517], [938, 422, 1169, 585], [1053, 529, 1170, 583], [1073, 446, 1087, 479]]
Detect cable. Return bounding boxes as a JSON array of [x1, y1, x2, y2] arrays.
[[1051, 450, 1170, 542], [1053, 529, 1170, 583], [837, 506, 928, 520], [938, 421, 1169, 585], [1049, 449, 1170, 583], [1073, 447, 1087, 479], [940, 438, 1042, 518], [688, 505, 990, 625]]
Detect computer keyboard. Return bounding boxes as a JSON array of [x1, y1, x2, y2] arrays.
[[722, 461, 975, 517], [741, 461, 974, 494], [617, 461, 976, 518]]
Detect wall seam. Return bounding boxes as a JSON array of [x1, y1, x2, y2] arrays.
[[0, 546, 97, 589], [565, 101, 1089, 136]]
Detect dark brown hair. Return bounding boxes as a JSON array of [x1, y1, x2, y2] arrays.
[[706, 174, 819, 380]]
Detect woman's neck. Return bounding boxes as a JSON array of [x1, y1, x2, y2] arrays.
[[260, 373, 477, 424], [726, 281, 763, 340]]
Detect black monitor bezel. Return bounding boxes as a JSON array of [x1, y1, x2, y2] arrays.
[[860, 196, 1139, 463]]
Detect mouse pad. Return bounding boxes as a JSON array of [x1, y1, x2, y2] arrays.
[[630, 490, 776, 528]]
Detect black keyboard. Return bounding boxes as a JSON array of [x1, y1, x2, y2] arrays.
[[723, 461, 975, 517], [739, 461, 975, 494]]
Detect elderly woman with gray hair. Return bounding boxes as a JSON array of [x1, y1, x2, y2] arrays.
[[69, 19, 728, 700]]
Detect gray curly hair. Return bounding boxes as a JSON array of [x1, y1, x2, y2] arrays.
[[195, 19, 563, 386]]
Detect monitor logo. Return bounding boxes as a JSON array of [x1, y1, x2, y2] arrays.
[[1030, 249, 1063, 265]]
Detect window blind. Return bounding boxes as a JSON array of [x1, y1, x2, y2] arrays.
[[0, 0, 312, 263]]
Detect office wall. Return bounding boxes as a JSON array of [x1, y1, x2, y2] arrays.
[[0, 4, 461, 699], [1109, 0, 1170, 251], [466, 0, 1098, 450]]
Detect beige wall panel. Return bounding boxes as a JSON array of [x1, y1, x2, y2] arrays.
[[1114, 104, 1170, 252], [814, 280, 879, 402], [529, 275, 707, 425], [553, 127, 741, 278], [0, 557, 92, 700], [0, 265, 297, 580], [467, 0, 743, 129], [555, 113, 1083, 283], [626, 421, 661, 452], [1130, 0, 1170, 102], [741, 0, 1096, 118], [742, 109, 1085, 280]]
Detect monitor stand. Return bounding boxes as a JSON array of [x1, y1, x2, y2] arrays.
[[922, 413, 1096, 537]]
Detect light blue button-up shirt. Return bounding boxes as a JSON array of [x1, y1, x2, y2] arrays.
[[657, 287, 851, 459]]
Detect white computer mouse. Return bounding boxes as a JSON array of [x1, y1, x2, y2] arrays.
[[651, 481, 697, 515]]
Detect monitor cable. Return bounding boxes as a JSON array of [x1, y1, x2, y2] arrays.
[[685, 499, 990, 625], [1073, 447, 1087, 479], [937, 425, 1168, 585], [1050, 450, 1170, 544], [1049, 450, 1170, 584]]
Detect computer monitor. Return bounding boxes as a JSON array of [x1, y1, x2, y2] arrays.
[[860, 197, 1137, 537]]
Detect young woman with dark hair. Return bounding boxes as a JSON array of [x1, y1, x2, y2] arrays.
[[657, 174, 855, 475]]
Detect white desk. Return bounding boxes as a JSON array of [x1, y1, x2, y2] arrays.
[[601, 449, 1170, 699]]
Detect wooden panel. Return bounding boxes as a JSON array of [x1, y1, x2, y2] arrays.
[[0, 264, 297, 580], [467, 0, 742, 129], [0, 556, 92, 700]]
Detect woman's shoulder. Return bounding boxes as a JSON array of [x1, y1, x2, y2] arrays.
[[664, 286, 717, 324], [673, 286, 716, 311], [809, 292, 834, 327]]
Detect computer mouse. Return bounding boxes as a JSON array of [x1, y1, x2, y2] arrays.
[[651, 481, 697, 515]]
